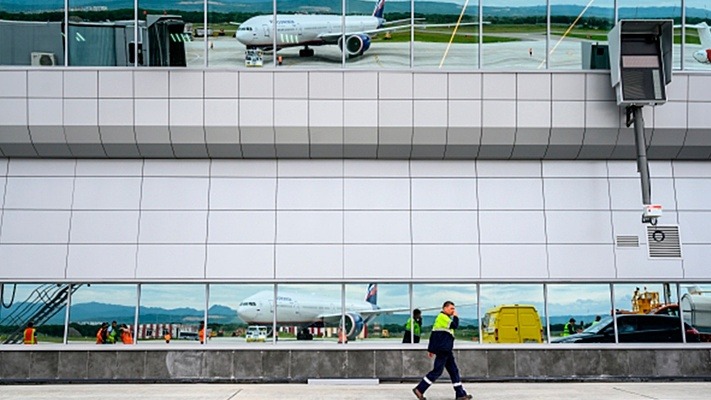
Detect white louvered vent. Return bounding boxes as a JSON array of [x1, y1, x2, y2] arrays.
[[616, 235, 640, 248], [646, 225, 682, 259]]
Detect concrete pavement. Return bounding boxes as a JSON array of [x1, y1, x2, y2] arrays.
[[1, 382, 710, 400]]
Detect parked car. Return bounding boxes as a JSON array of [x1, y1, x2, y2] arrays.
[[552, 314, 700, 343]]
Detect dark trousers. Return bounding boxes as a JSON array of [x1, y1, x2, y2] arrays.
[[415, 351, 467, 398], [402, 330, 420, 343]]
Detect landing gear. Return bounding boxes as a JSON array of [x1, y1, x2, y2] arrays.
[[296, 328, 313, 340], [299, 46, 314, 57]]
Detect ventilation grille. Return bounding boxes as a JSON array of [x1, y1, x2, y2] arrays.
[[616, 235, 640, 248], [646, 225, 682, 259]]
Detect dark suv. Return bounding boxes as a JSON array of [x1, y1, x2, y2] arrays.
[[552, 314, 700, 343]]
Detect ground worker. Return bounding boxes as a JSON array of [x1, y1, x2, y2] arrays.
[[562, 318, 577, 336], [403, 308, 422, 343], [164, 331, 172, 343], [23, 321, 37, 345], [119, 324, 133, 344], [106, 320, 119, 344], [199, 321, 206, 344], [96, 322, 108, 344], [413, 301, 472, 400]]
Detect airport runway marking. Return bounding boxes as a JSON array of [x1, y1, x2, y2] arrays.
[[373, 55, 384, 67]]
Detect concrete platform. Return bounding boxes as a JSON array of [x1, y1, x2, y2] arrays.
[[1, 382, 710, 400]]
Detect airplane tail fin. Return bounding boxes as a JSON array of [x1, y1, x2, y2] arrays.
[[372, 0, 385, 20], [365, 283, 378, 306], [697, 22, 711, 49]]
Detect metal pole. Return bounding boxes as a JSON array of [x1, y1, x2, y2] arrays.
[[631, 105, 651, 206], [476, 283, 482, 344], [133, 284, 141, 344], [62, 284, 72, 344], [677, 283, 687, 344], [610, 283, 619, 344], [203, 284, 209, 345], [543, 283, 551, 343]]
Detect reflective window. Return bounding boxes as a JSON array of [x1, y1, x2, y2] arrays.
[[550, 0, 614, 70], [611, 283, 682, 343], [683, 0, 711, 70], [480, 284, 544, 344], [412, 284, 478, 343], [136, 0, 192, 67], [137, 284, 206, 344], [413, 0, 479, 69], [618, 0, 681, 70], [345, 283, 408, 342], [346, 0, 410, 68], [481, 0, 548, 70], [208, 284, 274, 343], [546, 284, 611, 343], [67, 284, 137, 345], [66, 1, 134, 66], [680, 283, 711, 343], [276, 283, 342, 341], [0, 1, 65, 66], [0, 283, 68, 345], [205, 1, 247, 68]]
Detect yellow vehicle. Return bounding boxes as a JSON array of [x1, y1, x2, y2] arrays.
[[481, 304, 543, 343]]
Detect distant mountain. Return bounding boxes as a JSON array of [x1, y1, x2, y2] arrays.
[[2, 0, 710, 21], [0, 301, 239, 326]]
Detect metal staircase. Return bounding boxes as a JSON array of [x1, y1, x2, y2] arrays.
[[1, 283, 82, 344]]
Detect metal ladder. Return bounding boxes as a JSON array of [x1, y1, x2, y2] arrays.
[[1, 283, 82, 344]]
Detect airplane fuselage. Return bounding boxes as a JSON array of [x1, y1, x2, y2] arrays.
[[237, 290, 377, 325], [236, 14, 381, 49]]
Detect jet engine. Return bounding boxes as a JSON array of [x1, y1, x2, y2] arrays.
[[338, 34, 371, 57], [343, 312, 365, 340]]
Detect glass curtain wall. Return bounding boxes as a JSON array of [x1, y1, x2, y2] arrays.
[[0, 0, 65, 66], [412, 284, 478, 343], [413, 0, 480, 69], [549, 0, 614, 70], [480, 283, 545, 343], [137, 284, 206, 344], [276, 283, 342, 341], [684, 0, 711, 70], [480, 0, 548, 69], [618, 0, 681, 70], [208, 284, 274, 343], [0, 283, 68, 345], [67, 284, 137, 344], [344, 283, 409, 341], [546, 283, 612, 340], [345, 0, 411, 68]]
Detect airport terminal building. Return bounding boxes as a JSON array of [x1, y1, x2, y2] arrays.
[[1, 0, 711, 383]]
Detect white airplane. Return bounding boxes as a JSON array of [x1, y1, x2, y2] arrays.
[[235, 0, 396, 58], [236, 284, 408, 340], [690, 22, 711, 64]]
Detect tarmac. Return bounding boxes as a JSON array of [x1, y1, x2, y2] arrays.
[[1, 382, 710, 400]]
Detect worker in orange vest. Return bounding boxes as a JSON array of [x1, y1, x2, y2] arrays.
[[119, 324, 133, 344], [96, 322, 108, 344], [23, 321, 38, 345], [199, 321, 206, 344]]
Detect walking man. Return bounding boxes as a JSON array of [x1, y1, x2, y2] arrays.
[[413, 301, 472, 400]]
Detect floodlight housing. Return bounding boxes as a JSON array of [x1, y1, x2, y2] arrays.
[[608, 19, 673, 106]]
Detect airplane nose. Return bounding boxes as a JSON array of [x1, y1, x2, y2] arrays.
[[236, 30, 251, 44], [237, 305, 257, 322]]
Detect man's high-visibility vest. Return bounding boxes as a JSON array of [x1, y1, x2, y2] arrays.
[[23, 327, 37, 344]]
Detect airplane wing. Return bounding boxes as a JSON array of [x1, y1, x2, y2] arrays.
[[317, 24, 412, 43], [315, 304, 451, 323]]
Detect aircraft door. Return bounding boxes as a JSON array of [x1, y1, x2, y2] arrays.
[[262, 24, 270, 38]]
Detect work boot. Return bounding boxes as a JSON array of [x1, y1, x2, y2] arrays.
[[455, 395, 473, 400], [412, 388, 426, 400]]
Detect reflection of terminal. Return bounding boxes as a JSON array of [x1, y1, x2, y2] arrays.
[[0, 15, 187, 67]]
